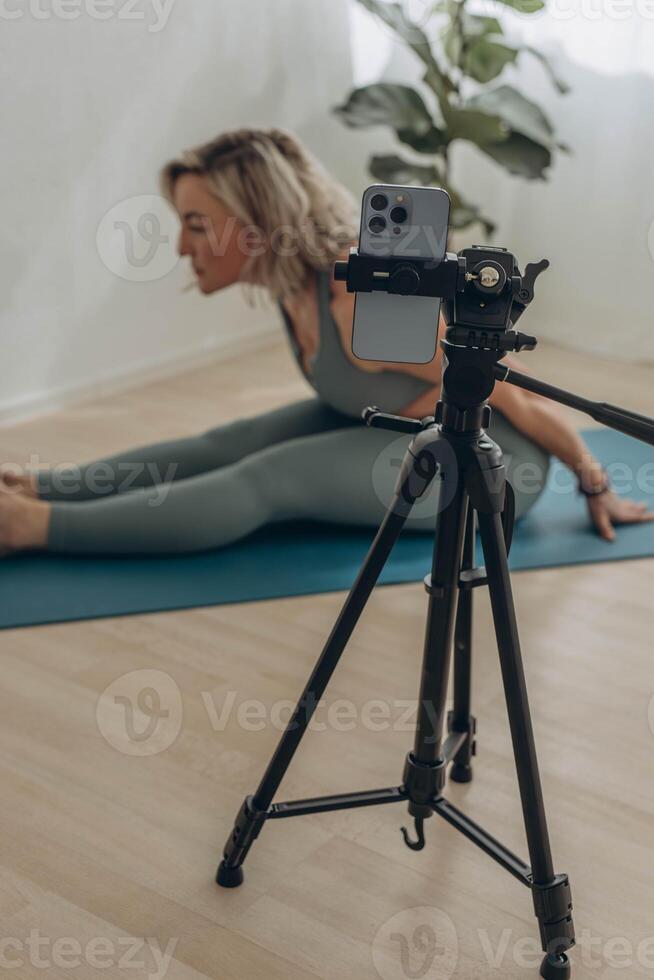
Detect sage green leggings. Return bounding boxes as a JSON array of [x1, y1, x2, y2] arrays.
[[38, 398, 550, 556]]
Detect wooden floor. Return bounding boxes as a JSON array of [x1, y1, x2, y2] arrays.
[[1, 336, 653, 980]]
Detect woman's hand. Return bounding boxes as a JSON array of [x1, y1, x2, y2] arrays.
[[0, 467, 38, 498], [486, 383, 654, 542], [586, 490, 654, 542]]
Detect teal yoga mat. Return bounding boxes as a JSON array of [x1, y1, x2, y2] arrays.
[[1, 428, 653, 630]]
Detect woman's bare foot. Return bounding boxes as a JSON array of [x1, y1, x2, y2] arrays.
[[0, 479, 50, 555], [0, 467, 39, 499]]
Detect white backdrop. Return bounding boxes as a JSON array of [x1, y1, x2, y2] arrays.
[[349, 1, 654, 361], [0, 0, 360, 422], [3, 0, 652, 425]]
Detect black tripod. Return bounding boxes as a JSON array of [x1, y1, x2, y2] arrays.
[[215, 245, 654, 980]]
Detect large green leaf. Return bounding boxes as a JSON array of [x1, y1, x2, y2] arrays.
[[461, 13, 503, 38], [430, 0, 457, 18], [524, 45, 571, 94], [491, 0, 545, 12], [397, 126, 447, 153], [357, 0, 455, 107], [357, 0, 436, 65], [464, 84, 556, 147], [443, 105, 509, 143], [368, 153, 444, 186], [441, 9, 504, 49], [464, 38, 519, 83], [476, 132, 552, 179], [442, 23, 464, 68], [333, 83, 447, 153], [334, 83, 435, 132]]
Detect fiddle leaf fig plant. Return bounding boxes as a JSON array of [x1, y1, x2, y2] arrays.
[[335, 0, 570, 235]]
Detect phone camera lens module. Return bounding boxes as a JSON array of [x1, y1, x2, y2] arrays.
[[370, 193, 388, 211], [369, 215, 387, 234], [390, 206, 408, 224]]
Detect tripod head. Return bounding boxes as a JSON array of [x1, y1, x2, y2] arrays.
[[336, 244, 654, 448], [334, 243, 548, 355], [442, 245, 546, 352], [439, 245, 546, 421], [335, 244, 548, 430]]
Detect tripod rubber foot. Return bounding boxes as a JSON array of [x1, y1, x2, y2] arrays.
[[216, 862, 244, 888], [450, 763, 473, 783], [540, 953, 571, 980]]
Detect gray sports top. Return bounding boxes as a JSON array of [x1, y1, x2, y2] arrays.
[[279, 269, 434, 419]]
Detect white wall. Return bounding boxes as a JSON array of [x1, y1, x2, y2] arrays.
[[0, 0, 358, 422], [8, 0, 644, 426]]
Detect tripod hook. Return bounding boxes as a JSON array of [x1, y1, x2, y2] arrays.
[[400, 816, 426, 851]]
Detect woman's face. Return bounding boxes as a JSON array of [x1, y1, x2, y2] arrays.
[[173, 173, 254, 294]]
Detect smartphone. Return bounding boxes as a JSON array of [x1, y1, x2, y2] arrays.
[[351, 184, 450, 363]]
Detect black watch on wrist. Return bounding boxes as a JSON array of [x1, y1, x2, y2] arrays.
[[577, 467, 611, 497]]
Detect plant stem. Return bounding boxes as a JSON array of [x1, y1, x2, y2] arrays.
[[453, 0, 466, 95], [442, 146, 450, 185]]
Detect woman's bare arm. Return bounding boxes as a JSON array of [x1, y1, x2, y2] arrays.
[[398, 349, 654, 540], [488, 378, 654, 539], [488, 380, 598, 474], [330, 279, 652, 532]]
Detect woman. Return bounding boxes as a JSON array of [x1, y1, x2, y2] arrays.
[[0, 127, 651, 555]]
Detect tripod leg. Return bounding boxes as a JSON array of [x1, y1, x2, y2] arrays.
[[477, 511, 575, 976], [217, 446, 436, 887], [413, 478, 468, 766], [399, 472, 469, 847], [449, 500, 477, 783]]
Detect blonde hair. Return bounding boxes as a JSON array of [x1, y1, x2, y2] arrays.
[[160, 127, 358, 302]]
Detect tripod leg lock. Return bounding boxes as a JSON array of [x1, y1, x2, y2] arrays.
[[531, 874, 575, 956], [447, 710, 477, 783], [447, 709, 477, 751], [400, 754, 446, 852], [220, 795, 267, 873], [402, 753, 447, 818]]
